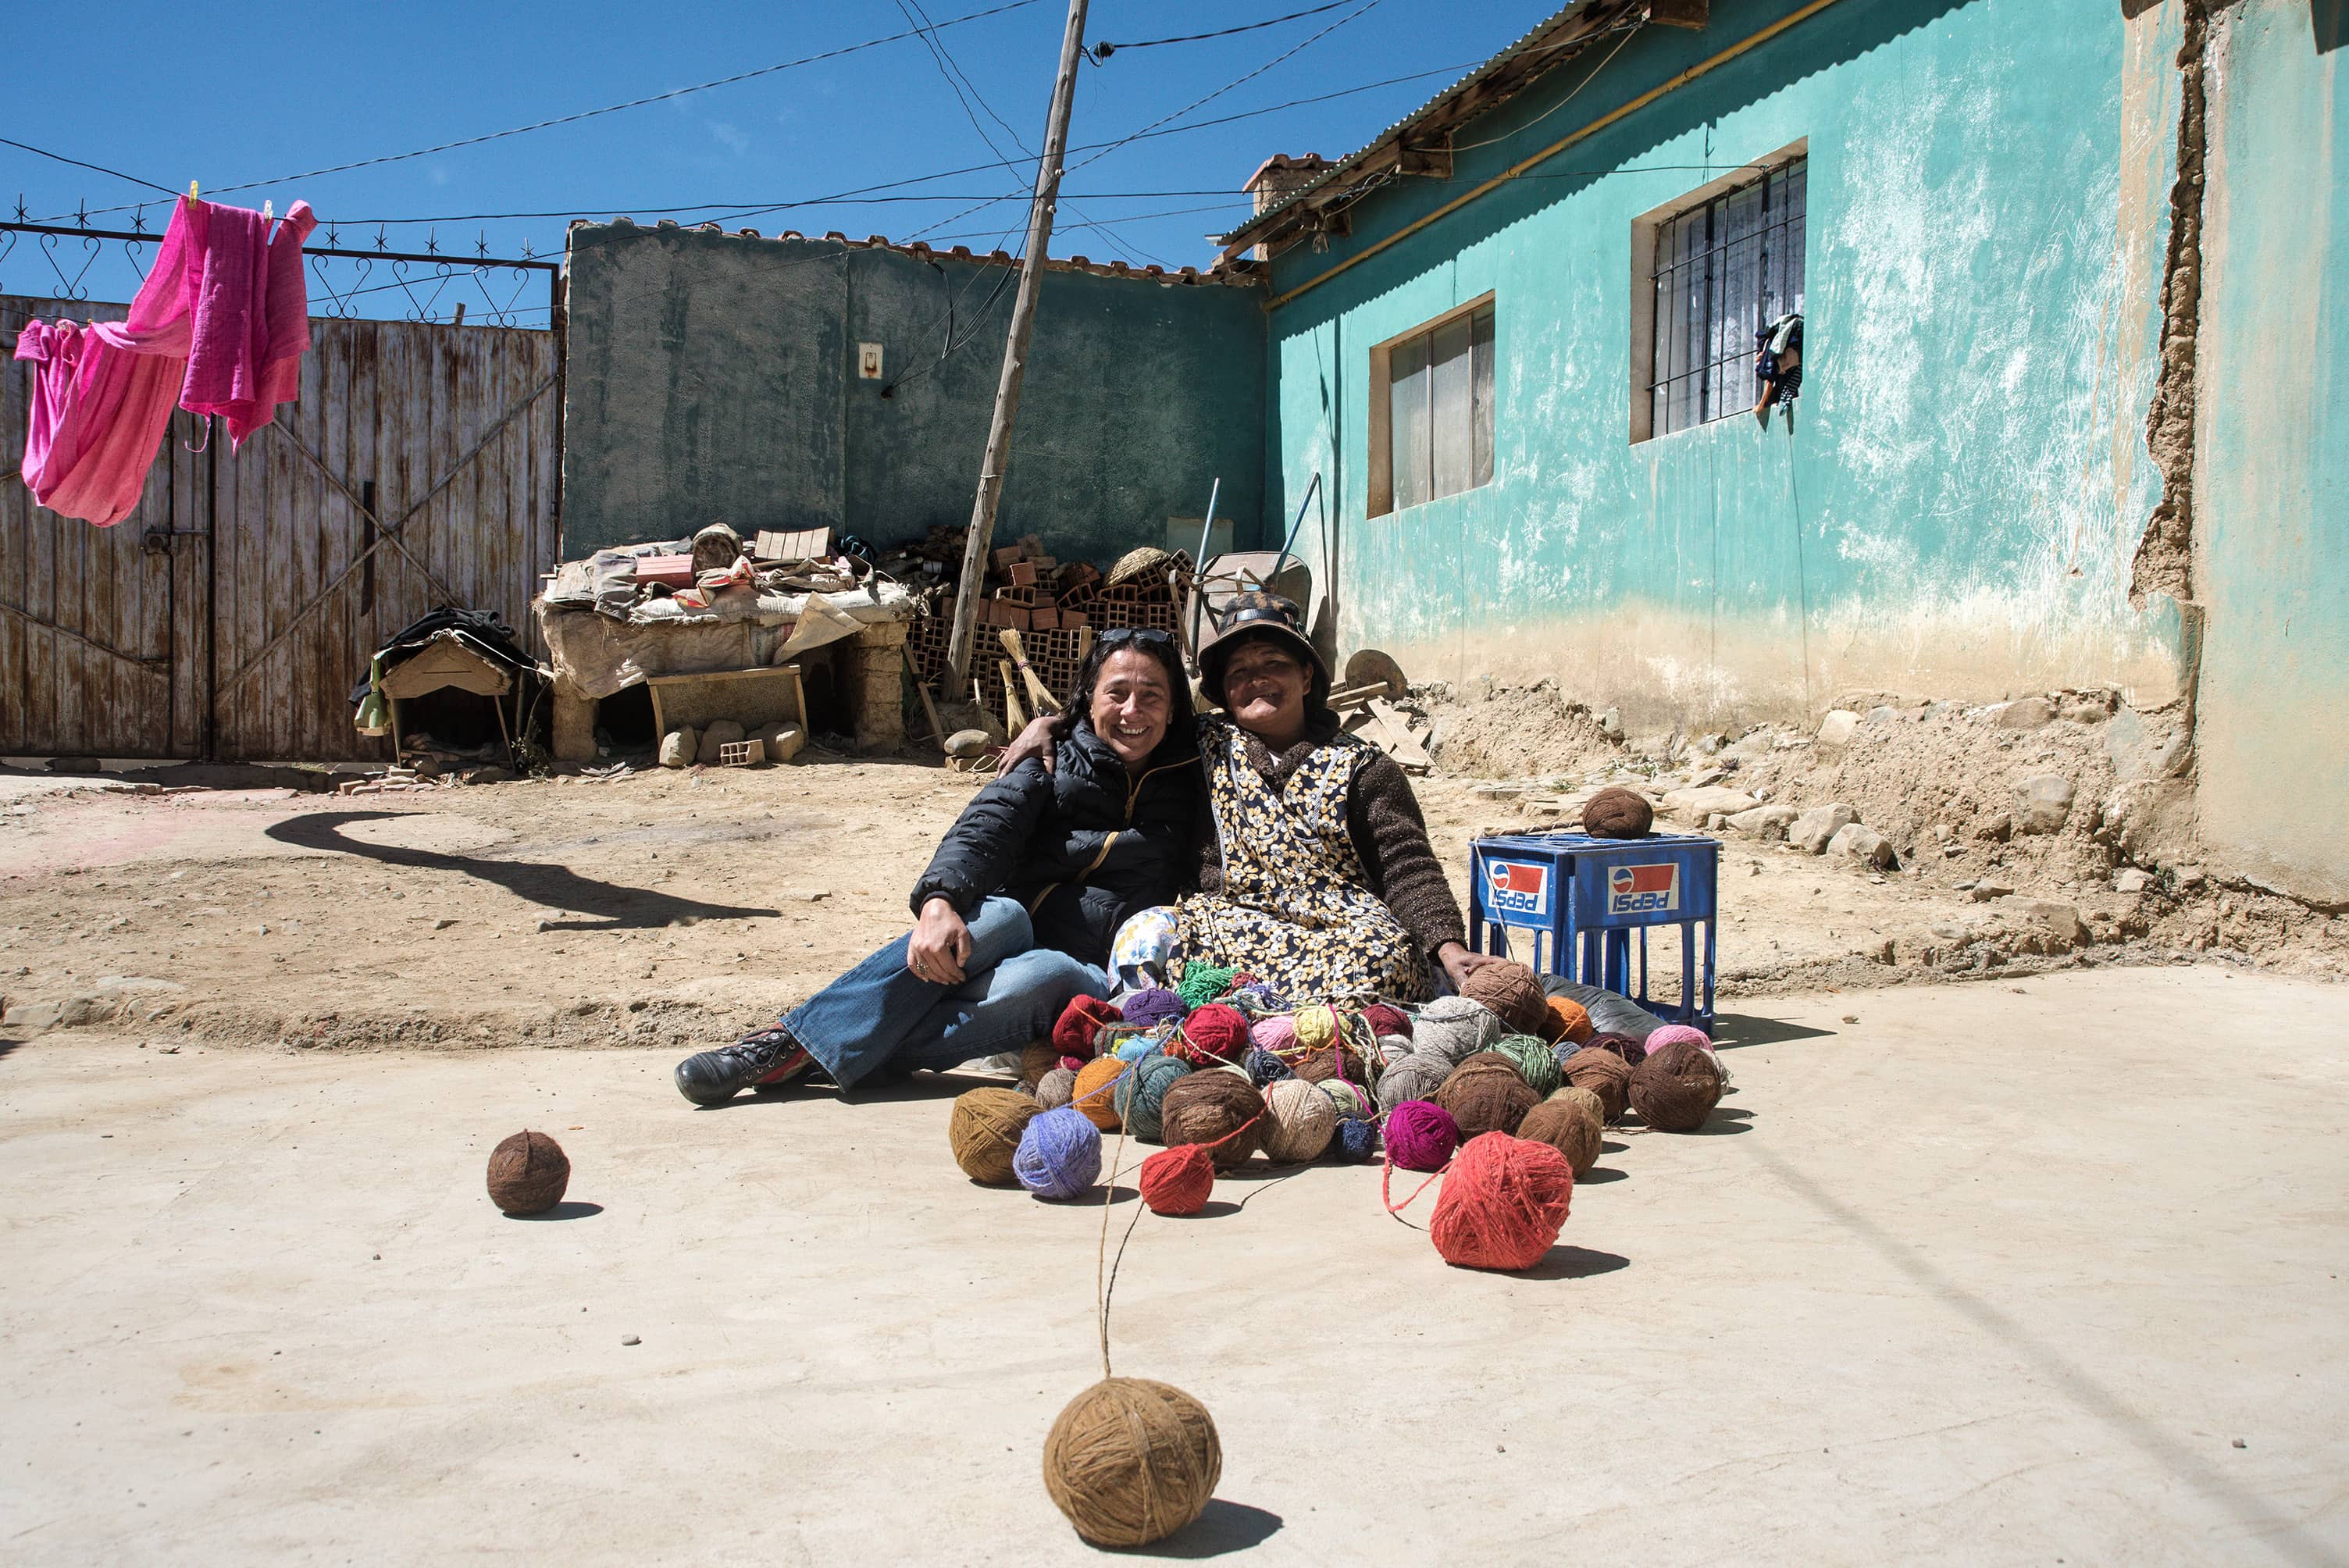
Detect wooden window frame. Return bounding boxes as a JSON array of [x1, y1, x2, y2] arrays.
[[1367, 291, 1497, 519]]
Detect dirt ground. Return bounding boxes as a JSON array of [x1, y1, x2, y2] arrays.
[[4, 968, 2344, 1563]]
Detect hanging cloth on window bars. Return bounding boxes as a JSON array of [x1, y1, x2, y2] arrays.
[[12, 194, 315, 526]]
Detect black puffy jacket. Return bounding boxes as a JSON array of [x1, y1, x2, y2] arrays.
[[910, 725, 1203, 968]]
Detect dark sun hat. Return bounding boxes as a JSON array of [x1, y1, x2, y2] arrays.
[[1196, 590, 1329, 701]]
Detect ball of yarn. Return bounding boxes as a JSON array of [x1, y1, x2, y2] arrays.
[[1121, 987, 1185, 1028], [1034, 1066, 1078, 1110], [1292, 1046, 1362, 1086], [1292, 1003, 1339, 1052], [1645, 1023, 1713, 1055], [1042, 1377, 1221, 1548], [1384, 1099, 1460, 1171], [1580, 1030, 1646, 1067], [1554, 1084, 1607, 1127], [1112, 1053, 1192, 1142], [1138, 1144, 1217, 1216], [1172, 962, 1236, 1012], [1434, 1059, 1540, 1139], [1171, 1002, 1249, 1065], [947, 1087, 1042, 1185], [1378, 1036, 1415, 1067], [1053, 995, 1119, 1059], [1334, 1117, 1380, 1163], [1630, 1039, 1725, 1132], [1460, 960, 1550, 1036], [1242, 1047, 1292, 1089], [1429, 1132, 1574, 1271], [1317, 1078, 1374, 1121], [1559, 1046, 1633, 1121], [1361, 1002, 1412, 1040], [1583, 786, 1654, 839], [1260, 1078, 1339, 1164], [1071, 1055, 1130, 1131], [1013, 1105, 1103, 1199], [1157, 1071, 1265, 1170], [486, 1130, 569, 1215], [1455, 1049, 1520, 1074], [1249, 1014, 1299, 1055], [1519, 1094, 1603, 1175], [1541, 995, 1594, 1046], [1374, 1051, 1453, 1114], [1411, 996, 1507, 1067], [1020, 1040, 1062, 1089], [1491, 1035, 1563, 1096]]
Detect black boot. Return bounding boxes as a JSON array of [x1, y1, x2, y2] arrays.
[[673, 1027, 816, 1107]]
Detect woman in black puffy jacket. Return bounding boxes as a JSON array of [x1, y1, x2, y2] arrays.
[[673, 630, 1201, 1105]]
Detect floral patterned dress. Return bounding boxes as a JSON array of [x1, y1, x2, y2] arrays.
[[1174, 717, 1431, 1003]]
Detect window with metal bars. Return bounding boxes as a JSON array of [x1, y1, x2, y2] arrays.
[[1647, 157, 1806, 438], [1381, 300, 1495, 512]]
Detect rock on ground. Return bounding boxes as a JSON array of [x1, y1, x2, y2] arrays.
[[1791, 803, 1859, 853], [2012, 774, 2076, 835], [1827, 822, 1898, 869]]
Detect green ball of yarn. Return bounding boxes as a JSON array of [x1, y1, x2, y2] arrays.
[[1174, 963, 1238, 1012], [1492, 1034, 1562, 1096], [1111, 1052, 1192, 1143]]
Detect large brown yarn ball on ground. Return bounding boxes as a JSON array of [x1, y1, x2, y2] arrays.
[[1631, 1039, 1725, 1131], [1434, 1059, 1539, 1139], [1043, 1377, 1221, 1548], [948, 1087, 1042, 1185], [1157, 1071, 1264, 1170], [1460, 960, 1550, 1036], [1559, 1048, 1633, 1121], [1583, 786, 1654, 839], [1519, 1093, 1603, 1175], [486, 1130, 569, 1215]]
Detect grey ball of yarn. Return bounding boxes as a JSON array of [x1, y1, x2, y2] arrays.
[[1374, 1050, 1454, 1114], [1034, 1067, 1078, 1110], [1410, 996, 1508, 1068], [1378, 1035, 1415, 1067]]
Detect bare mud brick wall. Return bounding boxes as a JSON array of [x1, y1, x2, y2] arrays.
[[558, 223, 1267, 564]]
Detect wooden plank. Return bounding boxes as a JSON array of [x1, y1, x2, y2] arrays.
[[0, 299, 30, 753], [318, 319, 355, 759], [171, 408, 208, 757]]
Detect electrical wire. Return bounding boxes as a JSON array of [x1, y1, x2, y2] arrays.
[[0, 135, 177, 197], [1089, 1, 1355, 59], [1443, 16, 1641, 151]]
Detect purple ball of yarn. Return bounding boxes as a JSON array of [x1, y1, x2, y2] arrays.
[[1644, 1023, 1713, 1055], [1334, 1117, 1378, 1163], [1251, 1014, 1299, 1053], [1012, 1105, 1103, 1200], [1121, 987, 1186, 1028], [1384, 1099, 1460, 1172], [1244, 1047, 1293, 1089]]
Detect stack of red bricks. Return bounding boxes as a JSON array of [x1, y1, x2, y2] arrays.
[[978, 536, 1099, 632]]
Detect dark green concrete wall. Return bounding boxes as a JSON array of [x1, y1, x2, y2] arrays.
[[560, 222, 1266, 563]]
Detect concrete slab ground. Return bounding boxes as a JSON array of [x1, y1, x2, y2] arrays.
[[2, 967, 2343, 1565]]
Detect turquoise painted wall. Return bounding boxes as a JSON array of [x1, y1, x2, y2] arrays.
[[2193, 0, 2349, 902], [1264, 0, 2185, 724], [561, 223, 1265, 562]]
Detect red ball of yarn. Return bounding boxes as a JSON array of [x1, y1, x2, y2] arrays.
[[1052, 995, 1119, 1060], [1430, 1131, 1574, 1271], [1139, 1143, 1217, 1215], [1362, 1003, 1412, 1040], [1168, 1003, 1249, 1066]]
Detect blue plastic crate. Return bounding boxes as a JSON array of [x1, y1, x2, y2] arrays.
[[1467, 829, 1720, 1030]]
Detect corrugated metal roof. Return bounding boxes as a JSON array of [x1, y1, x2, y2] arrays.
[[576, 217, 1257, 288]]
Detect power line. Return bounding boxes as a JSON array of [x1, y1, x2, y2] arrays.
[[0, 136, 176, 197], [1090, 1, 1355, 59]]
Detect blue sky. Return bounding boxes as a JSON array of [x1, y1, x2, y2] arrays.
[[5, 0, 1563, 320]]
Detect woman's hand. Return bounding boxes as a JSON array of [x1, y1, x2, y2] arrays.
[[996, 713, 1068, 776], [1437, 941, 1506, 993], [907, 896, 974, 986]]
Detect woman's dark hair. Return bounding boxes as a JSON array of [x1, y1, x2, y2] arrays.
[[1071, 629, 1196, 750], [1211, 627, 1332, 719]]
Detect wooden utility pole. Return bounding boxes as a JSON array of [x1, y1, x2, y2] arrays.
[[946, 0, 1091, 689]]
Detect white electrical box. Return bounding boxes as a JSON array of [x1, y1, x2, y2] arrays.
[[857, 342, 884, 380]]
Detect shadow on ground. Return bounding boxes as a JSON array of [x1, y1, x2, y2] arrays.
[[1710, 1013, 1836, 1049], [1135, 1499, 1284, 1558]]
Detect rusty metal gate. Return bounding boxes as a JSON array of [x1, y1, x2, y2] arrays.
[[1, 294, 558, 761]]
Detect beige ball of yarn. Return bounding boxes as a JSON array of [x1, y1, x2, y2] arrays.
[[1043, 1377, 1221, 1548], [947, 1087, 1041, 1185], [1553, 1084, 1607, 1126], [1374, 1050, 1453, 1114], [1520, 1093, 1603, 1175], [1033, 1067, 1078, 1110], [1260, 1078, 1338, 1163]]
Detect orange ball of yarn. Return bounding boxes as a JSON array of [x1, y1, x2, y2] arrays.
[[1460, 960, 1550, 1035], [1429, 1131, 1574, 1270], [1071, 1055, 1128, 1131], [1540, 995, 1593, 1046], [1138, 1143, 1217, 1215]]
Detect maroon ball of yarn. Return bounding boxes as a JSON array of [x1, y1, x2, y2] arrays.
[[1139, 1143, 1217, 1215], [1460, 961, 1550, 1036], [1053, 995, 1118, 1060], [1433, 1060, 1539, 1139], [1169, 1002, 1249, 1066], [1157, 1072, 1264, 1170], [1430, 1132, 1574, 1271], [1559, 1047, 1633, 1121], [486, 1130, 569, 1215], [1583, 786, 1654, 839], [1383, 1099, 1460, 1171], [1362, 1003, 1412, 1041], [1580, 1031, 1646, 1067], [1630, 1040, 1725, 1132]]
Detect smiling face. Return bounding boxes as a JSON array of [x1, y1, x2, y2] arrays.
[[1088, 647, 1174, 766], [1219, 635, 1310, 743]]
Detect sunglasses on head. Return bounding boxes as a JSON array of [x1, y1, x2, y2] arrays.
[[1096, 627, 1174, 648]]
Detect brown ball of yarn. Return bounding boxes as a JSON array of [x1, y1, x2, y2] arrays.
[[1157, 1071, 1264, 1170], [1520, 1094, 1603, 1175], [1034, 1066, 1078, 1110], [486, 1130, 569, 1215], [1460, 960, 1549, 1035], [1292, 1045, 1371, 1085], [948, 1087, 1042, 1185], [1554, 1084, 1607, 1126], [1434, 1060, 1539, 1139], [1020, 1041, 1064, 1091], [1584, 786, 1654, 839], [1071, 1055, 1128, 1131], [1631, 1039, 1725, 1131], [1043, 1377, 1221, 1548], [1456, 1049, 1520, 1077], [1559, 1047, 1632, 1121]]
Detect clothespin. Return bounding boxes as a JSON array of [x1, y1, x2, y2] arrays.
[[262, 200, 273, 223], [187, 180, 198, 201]]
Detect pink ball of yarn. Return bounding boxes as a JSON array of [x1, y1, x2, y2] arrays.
[[1383, 1099, 1460, 1172], [1644, 1024, 1713, 1054], [1251, 1014, 1299, 1053]]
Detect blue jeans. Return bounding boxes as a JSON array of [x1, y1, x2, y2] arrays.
[[784, 896, 1109, 1091]]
